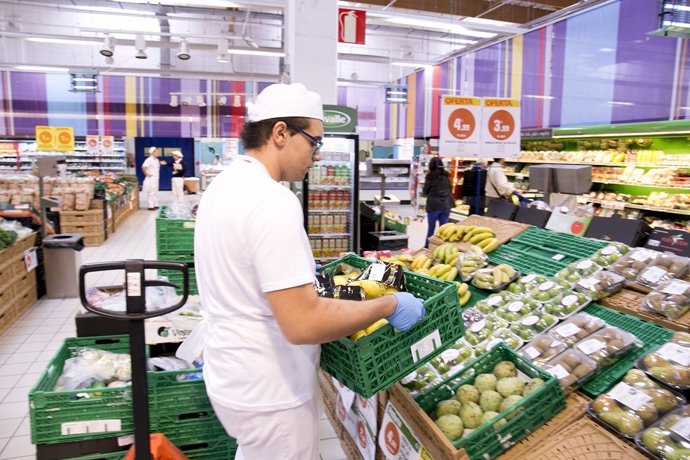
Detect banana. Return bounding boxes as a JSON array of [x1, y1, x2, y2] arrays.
[[469, 245, 484, 255], [434, 264, 452, 278], [457, 282, 468, 296], [448, 255, 460, 266], [349, 280, 387, 299], [460, 290, 471, 306], [444, 267, 458, 281], [498, 264, 515, 278], [417, 268, 430, 275], [423, 259, 433, 270], [350, 330, 367, 341], [467, 227, 494, 237], [364, 319, 389, 335], [482, 239, 500, 254], [469, 232, 494, 245], [477, 237, 493, 250]]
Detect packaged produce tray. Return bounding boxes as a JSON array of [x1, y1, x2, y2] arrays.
[[320, 254, 463, 398], [511, 226, 607, 260], [156, 206, 195, 256], [487, 243, 574, 277], [579, 304, 674, 397], [600, 287, 690, 332], [413, 344, 566, 460], [527, 418, 647, 460]]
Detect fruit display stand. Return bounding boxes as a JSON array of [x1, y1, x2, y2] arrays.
[[428, 216, 529, 252], [526, 418, 647, 460], [59, 208, 106, 247], [600, 288, 690, 332], [0, 232, 38, 334], [320, 254, 462, 398], [110, 187, 139, 232]]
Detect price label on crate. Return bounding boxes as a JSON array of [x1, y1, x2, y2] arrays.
[[410, 330, 442, 363], [657, 343, 690, 367], [379, 402, 424, 460], [23, 247, 37, 272], [671, 417, 690, 442], [609, 382, 653, 411]]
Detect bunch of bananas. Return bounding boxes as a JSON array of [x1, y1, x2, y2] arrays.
[[348, 279, 399, 299], [459, 246, 488, 280], [473, 264, 517, 289], [435, 222, 466, 242], [411, 253, 434, 272], [455, 281, 471, 306], [379, 254, 415, 268], [333, 272, 359, 286], [350, 318, 389, 342], [433, 243, 461, 265], [427, 263, 458, 281], [462, 227, 500, 253]]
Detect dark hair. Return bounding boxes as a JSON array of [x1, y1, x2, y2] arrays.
[[240, 117, 311, 150], [427, 156, 449, 178]]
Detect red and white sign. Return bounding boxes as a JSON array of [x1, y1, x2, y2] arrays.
[[338, 8, 366, 44], [439, 96, 482, 157], [481, 98, 521, 158], [86, 135, 99, 154], [101, 136, 115, 154]]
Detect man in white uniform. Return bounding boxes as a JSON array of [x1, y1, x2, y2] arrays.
[[194, 83, 425, 459], [170, 150, 185, 201], [142, 146, 161, 210]]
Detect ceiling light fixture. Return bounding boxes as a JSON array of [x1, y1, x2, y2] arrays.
[[226, 48, 285, 57], [15, 65, 70, 72], [78, 6, 156, 15], [26, 37, 101, 46], [384, 17, 495, 39], [105, 56, 114, 65], [217, 96, 227, 105], [217, 39, 229, 63], [243, 35, 260, 49], [181, 96, 192, 106], [170, 95, 179, 107], [116, 0, 242, 7], [100, 34, 116, 57], [391, 61, 433, 69], [135, 34, 147, 59], [177, 38, 191, 60], [197, 95, 207, 107]]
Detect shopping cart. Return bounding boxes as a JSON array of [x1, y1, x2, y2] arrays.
[[79, 260, 190, 460]]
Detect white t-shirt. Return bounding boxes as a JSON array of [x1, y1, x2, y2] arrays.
[[194, 155, 318, 411], [142, 155, 160, 177]]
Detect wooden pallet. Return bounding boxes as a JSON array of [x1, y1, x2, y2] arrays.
[[428, 216, 529, 252], [59, 209, 104, 225]]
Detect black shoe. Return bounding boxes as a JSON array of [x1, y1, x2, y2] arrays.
[[148, 207, 156, 210]]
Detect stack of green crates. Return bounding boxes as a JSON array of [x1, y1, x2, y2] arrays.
[[29, 335, 237, 459], [156, 207, 197, 295]]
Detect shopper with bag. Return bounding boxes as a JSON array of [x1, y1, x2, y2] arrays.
[[191, 83, 426, 460], [485, 157, 515, 207], [422, 156, 455, 248], [141, 146, 162, 210], [169, 150, 185, 201]]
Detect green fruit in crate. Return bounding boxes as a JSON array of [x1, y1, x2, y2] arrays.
[[499, 394, 523, 418], [459, 402, 483, 429], [479, 390, 503, 412], [481, 411, 500, 426], [435, 414, 464, 441], [523, 378, 544, 396], [641, 427, 670, 455], [496, 377, 525, 397], [436, 399, 463, 417], [456, 384, 480, 404], [475, 373, 497, 393], [493, 361, 517, 379]]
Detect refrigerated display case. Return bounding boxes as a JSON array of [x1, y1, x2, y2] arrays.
[[302, 134, 359, 263]]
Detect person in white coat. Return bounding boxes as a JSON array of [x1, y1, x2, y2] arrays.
[[485, 157, 515, 206], [170, 151, 185, 201], [142, 146, 162, 210], [193, 83, 425, 459]]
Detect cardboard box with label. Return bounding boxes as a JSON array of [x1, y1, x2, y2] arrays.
[[545, 212, 591, 236]]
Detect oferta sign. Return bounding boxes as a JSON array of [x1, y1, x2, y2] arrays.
[[323, 105, 358, 134]]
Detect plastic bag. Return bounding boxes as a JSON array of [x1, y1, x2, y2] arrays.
[[575, 270, 626, 300], [456, 250, 488, 282], [590, 243, 630, 267], [506, 273, 549, 295], [519, 334, 567, 366], [541, 348, 598, 389], [547, 312, 606, 347], [636, 331, 690, 390], [554, 259, 600, 285], [643, 279, 690, 320], [542, 292, 591, 319], [471, 264, 518, 291], [610, 248, 659, 281], [636, 253, 690, 289], [165, 201, 195, 220], [55, 347, 132, 391], [574, 326, 641, 365]]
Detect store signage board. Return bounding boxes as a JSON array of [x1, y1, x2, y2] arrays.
[[101, 136, 115, 154], [645, 228, 690, 257], [481, 98, 521, 158], [397, 138, 415, 160], [36, 126, 56, 151], [55, 127, 75, 152], [86, 135, 99, 154], [439, 96, 482, 158], [521, 128, 553, 139], [323, 105, 358, 134], [338, 8, 366, 44]]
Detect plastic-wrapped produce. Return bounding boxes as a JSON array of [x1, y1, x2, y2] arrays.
[[527, 280, 569, 303], [506, 273, 550, 295], [644, 280, 690, 320], [590, 243, 630, 267], [519, 334, 567, 366], [574, 326, 641, 365], [508, 311, 558, 341], [463, 315, 509, 347], [547, 312, 606, 347], [474, 292, 517, 316], [589, 369, 685, 438], [474, 329, 524, 355], [636, 253, 690, 289], [541, 292, 591, 319], [554, 259, 601, 285], [637, 332, 690, 391], [471, 265, 519, 292], [400, 363, 443, 396], [429, 341, 475, 380], [493, 297, 542, 323], [574, 270, 626, 300], [457, 250, 489, 282], [541, 348, 598, 389], [636, 404, 690, 460], [610, 248, 659, 281]]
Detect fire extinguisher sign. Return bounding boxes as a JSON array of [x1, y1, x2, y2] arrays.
[[338, 8, 366, 44]]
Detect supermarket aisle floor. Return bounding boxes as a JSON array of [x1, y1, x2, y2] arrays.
[[0, 192, 352, 460]]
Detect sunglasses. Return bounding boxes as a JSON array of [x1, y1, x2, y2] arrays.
[[288, 125, 323, 153]]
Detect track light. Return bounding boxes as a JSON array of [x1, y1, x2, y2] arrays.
[[217, 96, 227, 106], [181, 96, 192, 106], [135, 34, 147, 59], [243, 35, 259, 49], [100, 34, 115, 57], [170, 95, 179, 107], [105, 56, 114, 65], [216, 39, 229, 63], [217, 53, 229, 63], [196, 95, 206, 107], [177, 38, 191, 60]]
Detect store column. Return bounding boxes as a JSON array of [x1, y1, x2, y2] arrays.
[[285, 0, 337, 104]]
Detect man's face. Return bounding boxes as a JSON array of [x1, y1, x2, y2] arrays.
[[282, 119, 324, 182]]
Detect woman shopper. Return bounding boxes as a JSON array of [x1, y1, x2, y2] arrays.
[[423, 156, 455, 248], [142, 146, 162, 210], [485, 157, 516, 207], [169, 150, 185, 201]]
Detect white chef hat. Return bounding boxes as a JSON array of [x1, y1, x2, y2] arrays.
[[247, 83, 323, 122], [148, 146, 157, 154], [172, 150, 183, 159]]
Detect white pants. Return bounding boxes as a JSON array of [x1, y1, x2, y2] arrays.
[[171, 177, 184, 201], [210, 397, 319, 460], [143, 176, 159, 209]]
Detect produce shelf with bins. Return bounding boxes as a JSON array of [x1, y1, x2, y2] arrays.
[[303, 135, 359, 263]]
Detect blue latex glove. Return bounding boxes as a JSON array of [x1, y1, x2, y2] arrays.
[[314, 263, 322, 274], [388, 293, 426, 332]]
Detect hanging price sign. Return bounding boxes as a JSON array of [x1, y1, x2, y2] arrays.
[[439, 96, 482, 157], [481, 98, 521, 158]]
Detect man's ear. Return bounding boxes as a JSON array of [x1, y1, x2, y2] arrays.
[[272, 121, 290, 148]]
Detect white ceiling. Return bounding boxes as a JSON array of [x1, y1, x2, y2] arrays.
[[0, 0, 595, 85]]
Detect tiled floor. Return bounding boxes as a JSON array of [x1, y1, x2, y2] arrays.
[[0, 192, 429, 460]]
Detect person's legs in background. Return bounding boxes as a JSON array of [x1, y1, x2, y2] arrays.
[[438, 209, 451, 226], [171, 177, 184, 201], [425, 209, 442, 248], [147, 190, 159, 209]]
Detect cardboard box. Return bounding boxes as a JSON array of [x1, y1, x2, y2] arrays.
[[585, 215, 651, 246], [645, 227, 690, 257], [514, 207, 551, 228], [552, 165, 592, 194], [545, 212, 591, 236], [144, 314, 200, 344]]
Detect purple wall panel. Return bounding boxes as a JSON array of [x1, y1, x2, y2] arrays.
[[337, 86, 346, 106], [521, 29, 543, 129], [549, 21, 568, 128], [415, 68, 426, 138], [473, 47, 501, 97], [103, 76, 126, 137], [152, 77, 181, 137], [10, 72, 48, 135], [612, 0, 676, 123], [86, 91, 99, 134]]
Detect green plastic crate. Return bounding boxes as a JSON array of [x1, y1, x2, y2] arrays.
[[159, 268, 197, 295], [148, 368, 210, 416], [156, 207, 195, 256], [384, 217, 407, 233], [320, 254, 463, 398], [29, 335, 138, 445], [488, 244, 570, 277], [512, 227, 606, 260], [66, 438, 237, 460], [415, 344, 566, 460], [579, 303, 673, 397]]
